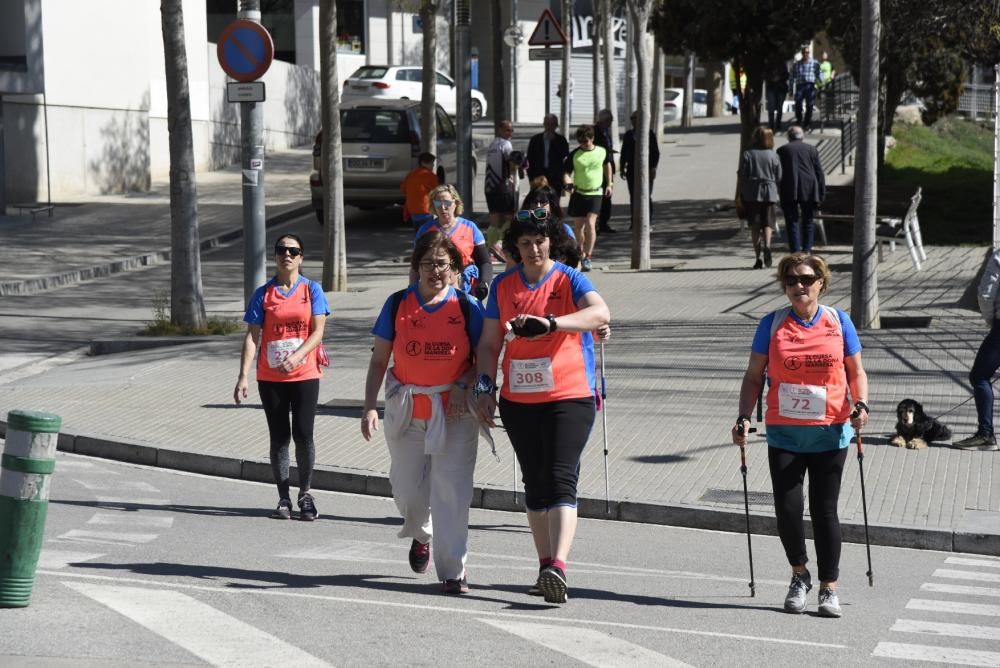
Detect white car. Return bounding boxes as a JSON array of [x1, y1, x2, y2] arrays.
[[663, 88, 708, 124], [342, 65, 487, 122]]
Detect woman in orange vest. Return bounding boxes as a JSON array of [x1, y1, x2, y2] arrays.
[[731, 253, 869, 618], [234, 234, 330, 521]]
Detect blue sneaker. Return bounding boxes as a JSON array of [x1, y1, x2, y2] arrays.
[[581, 257, 593, 272]]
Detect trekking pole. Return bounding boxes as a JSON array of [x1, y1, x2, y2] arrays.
[[737, 421, 757, 597], [600, 341, 610, 514], [854, 417, 875, 587]]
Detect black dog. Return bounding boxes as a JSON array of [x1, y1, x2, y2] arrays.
[[891, 399, 952, 449]]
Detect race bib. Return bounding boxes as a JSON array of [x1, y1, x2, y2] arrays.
[[266, 338, 304, 369], [778, 383, 827, 420], [508, 358, 555, 393]]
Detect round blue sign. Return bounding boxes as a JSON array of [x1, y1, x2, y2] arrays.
[[217, 20, 274, 83]]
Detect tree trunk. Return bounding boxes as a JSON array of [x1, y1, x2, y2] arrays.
[[851, 0, 880, 328], [320, 0, 347, 290], [628, 0, 651, 270], [420, 0, 438, 152], [592, 9, 601, 117], [160, 0, 206, 328], [681, 51, 694, 128], [491, 0, 506, 122], [705, 61, 725, 117], [561, 0, 572, 133], [602, 0, 616, 137], [652, 44, 665, 143]]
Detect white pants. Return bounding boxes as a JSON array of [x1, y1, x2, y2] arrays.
[[386, 413, 479, 581]]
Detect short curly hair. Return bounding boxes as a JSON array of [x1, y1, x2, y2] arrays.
[[502, 216, 574, 265]]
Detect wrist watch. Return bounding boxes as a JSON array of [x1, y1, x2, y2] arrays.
[[854, 400, 870, 414], [546, 314, 558, 333], [473, 374, 496, 397]]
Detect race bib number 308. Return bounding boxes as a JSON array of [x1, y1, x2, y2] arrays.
[[508, 358, 555, 393], [267, 338, 304, 368], [777, 383, 827, 420]]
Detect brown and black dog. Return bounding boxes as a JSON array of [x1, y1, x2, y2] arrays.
[[891, 399, 952, 449]]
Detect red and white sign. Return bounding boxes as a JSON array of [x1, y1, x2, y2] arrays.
[[527, 9, 567, 47]]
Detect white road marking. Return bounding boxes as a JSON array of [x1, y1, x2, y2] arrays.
[[480, 618, 694, 668], [945, 557, 1000, 569], [87, 513, 174, 529], [74, 479, 161, 493], [921, 583, 1000, 598], [907, 599, 1000, 617], [37, 549, 106, 569], [95, 496, 169, 505], [53, 460, 96, 469], [873, 641, 1000, 666], [63, 582, 331, 668], [56, 529, 159, 546], [891, 618, 1000, 641], [932, 569, 1000, 584], [42, 570, 847, 650]]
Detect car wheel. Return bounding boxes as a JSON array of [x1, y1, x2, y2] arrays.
[[436, 166, 446, 184], [470, 99, 483, 122]]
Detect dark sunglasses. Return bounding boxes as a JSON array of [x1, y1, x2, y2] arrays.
[[275, 245, 303, 257], [516, 208, 550, 222], [784, 274, 821, 287]]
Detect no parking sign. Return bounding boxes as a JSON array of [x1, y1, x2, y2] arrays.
[[217, 19, 274, 83]]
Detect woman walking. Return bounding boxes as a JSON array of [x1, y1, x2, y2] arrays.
[[731, 253, 869, 617], [414, 184, 492, 299], [234, 234, 329, 521], [739, 126, 782, 269]]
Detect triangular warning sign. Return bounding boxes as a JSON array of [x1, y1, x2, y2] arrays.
[[527, 8, 567, 47]]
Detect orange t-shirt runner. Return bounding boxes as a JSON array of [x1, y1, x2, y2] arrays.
[[244, 277, 330, 383]]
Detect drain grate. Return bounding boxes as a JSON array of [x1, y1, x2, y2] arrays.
[[700, 488, 773, 506]]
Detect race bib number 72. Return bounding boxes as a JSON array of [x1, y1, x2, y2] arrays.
[[777, 383, 827, 420]]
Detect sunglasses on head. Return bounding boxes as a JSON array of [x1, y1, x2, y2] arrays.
[[275, 245, 303, 257], [433, 199, 455, 209], [516, 208, 550, 222], [784, 274, 821, 287]]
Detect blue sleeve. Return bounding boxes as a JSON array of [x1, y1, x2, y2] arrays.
[[242, 285, 267, 326], [751, 313, 776, 355], [563, 223, 576, 240], [308, 280, 330, 316], [471, 222, 485, 245], [567, 266, 595, 302], [466, 296, 485, 347], [371, 295, 397, 340], [839, 309, 862, 356], [485, 274, 502, 320]]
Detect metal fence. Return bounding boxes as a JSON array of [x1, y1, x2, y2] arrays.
[[959, 83, 996, 119]]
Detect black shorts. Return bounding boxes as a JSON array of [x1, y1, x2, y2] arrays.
[[567, 192, 603, 217], [486, 190, 517, 214]]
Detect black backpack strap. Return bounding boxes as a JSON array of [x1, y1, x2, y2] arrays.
[[388, 288, 408, 341], [454, 289, 474, 344]]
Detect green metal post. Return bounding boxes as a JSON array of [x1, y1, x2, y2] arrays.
[[0, 409, 61, 608]]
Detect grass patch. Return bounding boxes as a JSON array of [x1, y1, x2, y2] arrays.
[[140, 292, 242, 337], [882, 116, 993, 245]]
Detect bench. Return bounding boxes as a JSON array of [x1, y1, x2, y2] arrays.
[[11, 203, 55, 219]]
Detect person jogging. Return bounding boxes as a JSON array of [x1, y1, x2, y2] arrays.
[[474, 214, 611, 605], [234, 234, 330, 521], [362, 232, 486, 594], [731, 253, 869, 618], [415, 184, 492, 299]]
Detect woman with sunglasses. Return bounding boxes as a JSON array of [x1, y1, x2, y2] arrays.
[[563, 124, 613, 272], [522, 186, 580, 268], [362, 232, 485, 595], [732, 253, 869, 618], [234, 234, 330, 521], [414, 184, 492, 300], [474, 215, 611, 605]]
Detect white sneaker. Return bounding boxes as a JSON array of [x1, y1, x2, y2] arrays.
[[783, 570, 812, 613], [817, 587, 842, 618]]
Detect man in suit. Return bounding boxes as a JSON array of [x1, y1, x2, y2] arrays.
[[526, 114, 570, 197], [776, 126, 825, 253], [593, 108, 617, 234], [619, 110, 660, 226]]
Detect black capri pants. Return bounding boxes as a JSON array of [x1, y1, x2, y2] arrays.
[[258, 379, 319, 493], [768, 445, 848, 582], [499, 397, 596, 511]]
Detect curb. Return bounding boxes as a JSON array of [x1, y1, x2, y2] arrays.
[[3, 420, 993, 556]]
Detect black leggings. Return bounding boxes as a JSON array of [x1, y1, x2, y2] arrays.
[[499, 397, 595, 511], [768, 446, 848, 582], [258, 379, 319, 499]]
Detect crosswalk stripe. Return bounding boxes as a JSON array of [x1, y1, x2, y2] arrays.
[[480, 618, 694, 668], [37, 549, 106, 569], [873, 641, 1000, 666], [87, 513, 174, 528], [945, 557, 1000, 569], [891, 618, 1000, 641], [56, 529, 159, 546], [921, 583, 1000, 598], [95, 496, 169, 505], [932, 569, 1000, 584], [64, 582, 332, 667], [907, 599, 1000, 617], [74, 479, 161, 493]]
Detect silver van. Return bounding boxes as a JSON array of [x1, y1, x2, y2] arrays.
[[310, 98, 477, 221]]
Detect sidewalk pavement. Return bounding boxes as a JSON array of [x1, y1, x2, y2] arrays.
[[3, 117, 999, 556]]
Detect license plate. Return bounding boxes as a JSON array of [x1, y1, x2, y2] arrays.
[[345, 158, 385, 170]]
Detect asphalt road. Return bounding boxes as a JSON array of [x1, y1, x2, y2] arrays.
[[2, 453, 998, 667]]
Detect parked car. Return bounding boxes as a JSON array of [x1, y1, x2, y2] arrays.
[[341, 65, 487, 122], [310, 98, 478, 222], [663, 88, 708, 124]]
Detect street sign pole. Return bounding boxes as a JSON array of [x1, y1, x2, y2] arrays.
[[238, 4, 265, 301], [454, 0, 473, 214]]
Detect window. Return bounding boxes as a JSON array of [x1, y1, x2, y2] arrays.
[[435, 72, 452, 86], [340, 109, 408, 143], [206, 0, 296, 64], [336, 0, 365, 54], [436, 106, 456, 139]]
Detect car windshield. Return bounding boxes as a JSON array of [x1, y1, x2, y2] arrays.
[[341, 109, 409, 142], [350, 66, 389, 79], [663, 90, 681, 101]]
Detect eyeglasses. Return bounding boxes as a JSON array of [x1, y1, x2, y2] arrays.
[[516, 208, 550, 222], [418, 260, 453, 272], [433, 199, 455, 209], [275, 246, 303, 257], [784, 274, 821, 287]]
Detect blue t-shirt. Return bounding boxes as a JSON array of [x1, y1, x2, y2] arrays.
[[243, 276, 330, 325]]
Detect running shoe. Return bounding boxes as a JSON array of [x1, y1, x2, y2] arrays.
[[538, 566, 568, 604], [441, 576, 469, 594], [528, 567, 544, 596], [763, 247, 773, 268], [297, 492, 318, 521], [581, 257, 593, 272], [271, 498, 292, 520], [753, 258, 763, 269], [783, 570, 812, 613], [953, 433, 999, 451], [817, 587, 842, 618], [409, 539, 431, 574]]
